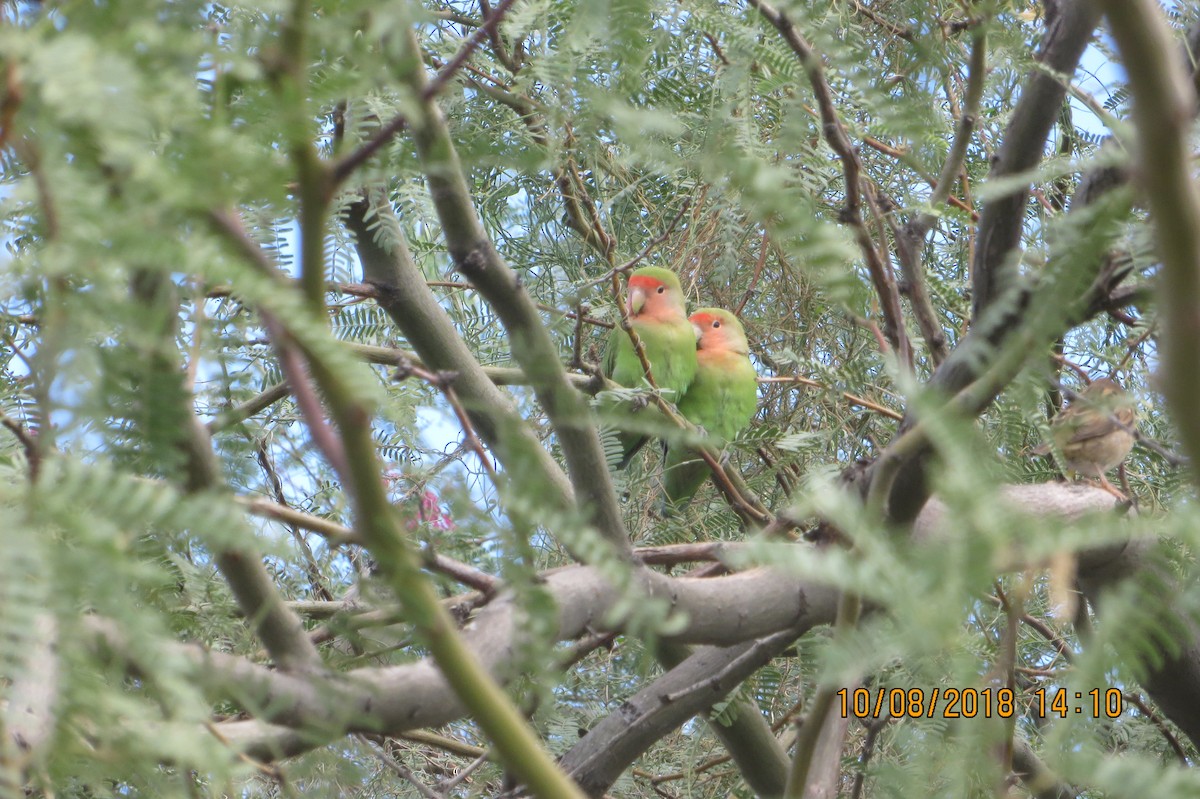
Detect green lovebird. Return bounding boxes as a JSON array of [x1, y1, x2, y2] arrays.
[[660, 308, 757, 512], [602, 266, 699, 466]]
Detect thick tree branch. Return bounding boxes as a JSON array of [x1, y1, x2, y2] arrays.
[[1079, 1, 1200, 753], [398, 29, 631, 557], [214, 188, 589, 796], [1012, 738, 1076, 799], [107, 565, 839, 762], [560, 632, 799, 797], [3, 611, 58, 768], [970, 0, 1101, 317], [1096, 0, 1200, 478], [871, 233, 1139, 521], [655, 641, 790, 798], [865, 15, 1200, 531], [343, 195, 595, 542], [98, 483, 1119, 768], [295, 306, 589, 799]]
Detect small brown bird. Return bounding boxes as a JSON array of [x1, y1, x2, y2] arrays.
[[1035, 377, 1136, 498]]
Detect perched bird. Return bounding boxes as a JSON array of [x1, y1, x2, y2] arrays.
[[1035, 377, 1136, 498], [660, 308, 757, 513], [602, 267, 698, 465]]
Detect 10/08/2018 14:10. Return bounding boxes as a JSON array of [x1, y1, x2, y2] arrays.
[[836, 686, 1123, 720]]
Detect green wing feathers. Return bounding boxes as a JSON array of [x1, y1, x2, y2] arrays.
[[661, 309, 757, 512], [604, 318, 699, 466], [601, 267, 698, 467]]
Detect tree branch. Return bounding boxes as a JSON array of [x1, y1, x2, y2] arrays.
[[90, 483, 1123, 769], [1096, 0, 1200, 478], [398, 28, 632, 557], [343, 195, 594, 545], [330, 0, 520, 187], [206, 381, 290, 434], [655, 640, 791, 799], [1012, 738, 1076, 799], [969, 0, 1101, 317], [894, 29, 987, 365], [121, 269, 325, 675], [560, 632, 799, 797], [749, 0, 911, 364], [105, 564, 841, 762]]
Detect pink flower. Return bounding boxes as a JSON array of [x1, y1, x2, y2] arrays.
[[417, 490, 454, 531]]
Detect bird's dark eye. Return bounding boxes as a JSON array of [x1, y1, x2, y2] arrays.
[[712, 320, 721, 328], [656, 286, 665, 294]]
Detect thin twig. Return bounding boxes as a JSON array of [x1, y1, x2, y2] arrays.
[[580, 200, 692, 290], [209, 209, 290, 280], [857, 133, 976, 218], [734, 228, 770, 315], [1122, 691, 1190, 764], [440, 750, 492, 792], [428, 553, 500, 597], [849, 0, 913, 42], [849, 713, 891, 799], [1134, 430, 1189, 468], [2, 330, 43, 449], [758, 376, 902, 421], [240, 496, 360, 545], [425, 0, 519, 99], [846, 313, 890, 354], [255, 438, 334, 600], [0, 60, 22, 153], [750, 0, 910, 362], [185, 279, 206, 393], [0, 410, 39, 480], [361, 736, 442, 799], [261, 311, 352, 482], [206, 381, 291, 433], [336, 280, 614, 328], [989, 582, 1020, 783], [394, 358, 499, 483], [558, 631, 618, 670], [331, 0, 519, 185], [479, 0, 521, 72], [569, 299, 588, 370], [987, 592, 1188, 764], [17, 140, 60, 240], [985, 594, 1073, 665], [701, 31, 731, 66], [397, 729, 487, 759], [349, 339, 600, 389], [893, 29, 986, 366]]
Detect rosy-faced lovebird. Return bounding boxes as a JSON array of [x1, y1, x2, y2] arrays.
[[661, 308, 757, 512], [602, 266, 698, 465]]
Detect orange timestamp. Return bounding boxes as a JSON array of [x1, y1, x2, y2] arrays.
[[836, 687, 1017, 719], [1032, 687, 1124, 719]]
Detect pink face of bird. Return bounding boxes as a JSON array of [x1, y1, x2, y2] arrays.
[[626, 274, 682, 320], [690, 311, 746, 354]]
